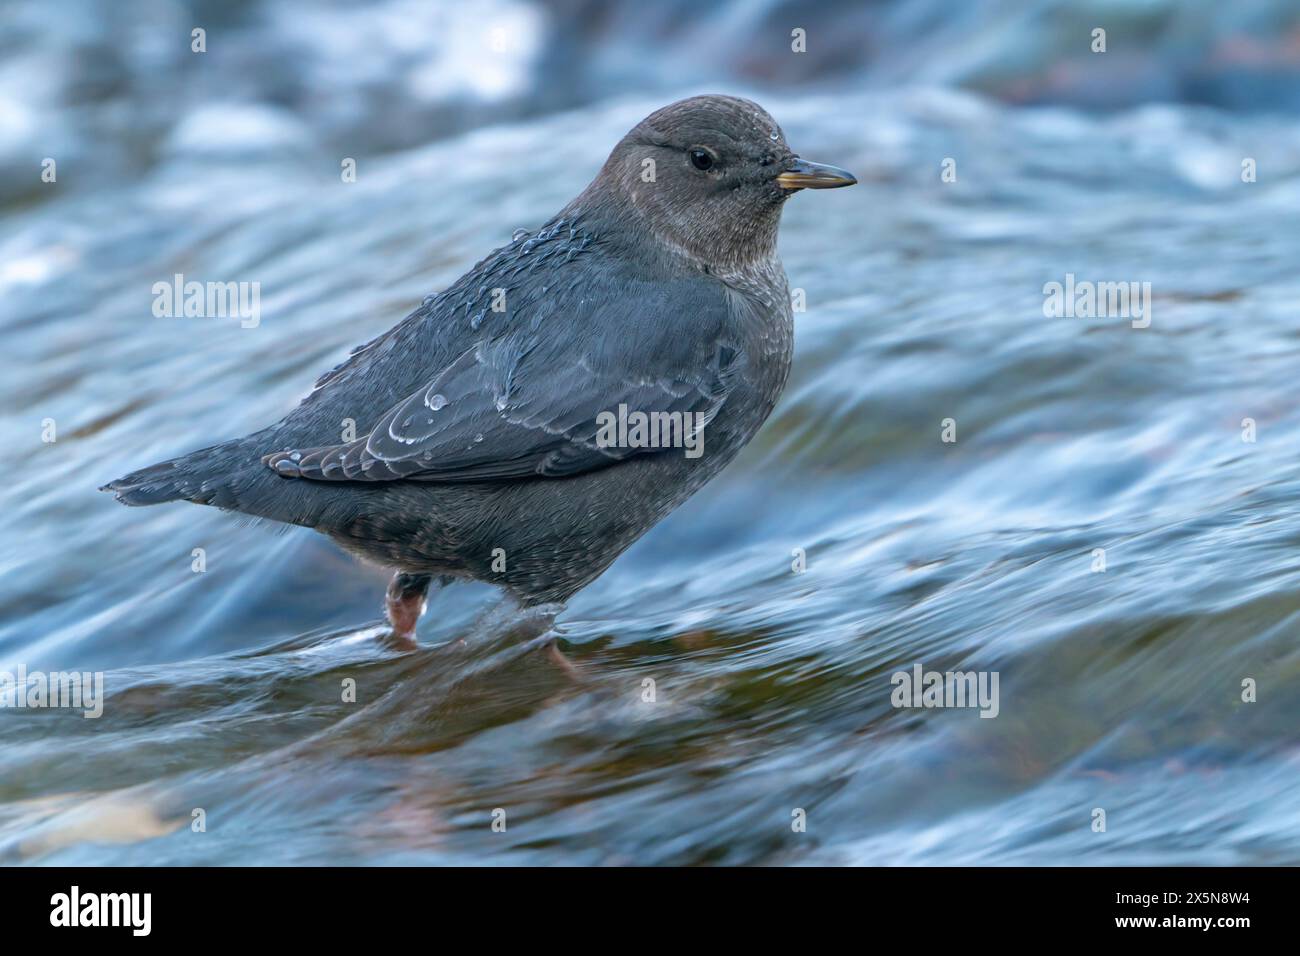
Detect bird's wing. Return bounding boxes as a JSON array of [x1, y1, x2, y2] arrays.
[[264, 280, 743, 483]]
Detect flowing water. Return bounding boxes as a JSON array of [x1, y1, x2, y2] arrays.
[[3, 8, 1300, 865]]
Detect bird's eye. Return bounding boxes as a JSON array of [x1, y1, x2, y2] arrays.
[[689, 148, 715, 171]]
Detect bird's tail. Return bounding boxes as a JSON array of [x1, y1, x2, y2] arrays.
[[100, 436, 263, 508]]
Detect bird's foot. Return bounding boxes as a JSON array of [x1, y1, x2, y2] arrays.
[[541, 637, 583, 682], [383, 571, 434, 650]]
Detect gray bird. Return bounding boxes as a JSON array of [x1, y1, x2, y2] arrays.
[[103, 95, 856, 643]]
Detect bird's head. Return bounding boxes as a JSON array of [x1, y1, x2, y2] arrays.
[[582, 94, 856, 270]]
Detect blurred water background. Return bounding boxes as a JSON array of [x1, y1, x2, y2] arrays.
[[1, 0, 1299, 865]]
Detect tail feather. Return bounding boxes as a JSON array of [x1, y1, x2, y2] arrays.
[[101, 434, 346, 536], [101, 439, 256, 508]]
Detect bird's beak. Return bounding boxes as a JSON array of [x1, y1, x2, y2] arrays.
[[777, 158, 858, 191]]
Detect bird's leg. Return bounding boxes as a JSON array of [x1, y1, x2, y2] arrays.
[[543, 639, 583, 681], [384, 571, 433, 649]]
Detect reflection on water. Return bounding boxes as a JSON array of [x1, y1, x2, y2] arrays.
[[2, 3, 1300, 864]]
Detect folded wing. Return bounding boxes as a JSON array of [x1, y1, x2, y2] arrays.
[[264, 335, 740, 483]]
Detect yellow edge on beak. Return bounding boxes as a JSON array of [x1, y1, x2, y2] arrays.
[[777, 159, 858, 190]]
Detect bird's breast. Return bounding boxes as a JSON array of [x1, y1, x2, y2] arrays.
[[722, 258, 794, 397], [706, 259, 794, 453]]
